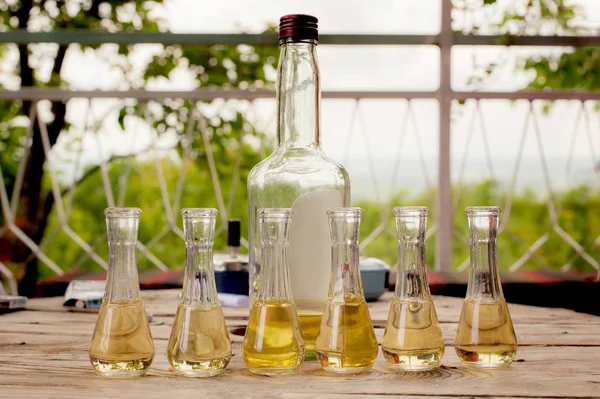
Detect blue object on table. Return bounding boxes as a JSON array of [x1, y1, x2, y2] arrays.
[[215, 269, 249, 296], [360, 257, 390, 302]]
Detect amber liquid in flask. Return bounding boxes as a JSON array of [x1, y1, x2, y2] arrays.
[[89, 208, 155, 378], [316, 208, 378, 374], [455, 207, 517, 368], [382, 207, 444, 371], [242, 209, 305, 375], [167, 209, 232, 377]]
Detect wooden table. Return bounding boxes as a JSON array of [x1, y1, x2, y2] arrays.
[[1, 290, 599, 399]]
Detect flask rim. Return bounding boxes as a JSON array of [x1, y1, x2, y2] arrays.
[[104, 207, 141, 218], [181, 208, 218, 218], [465, 206, 501, 216], [393, 206, 428, 217], [327, 207, 362, 218], [258, 208, 293, 219]]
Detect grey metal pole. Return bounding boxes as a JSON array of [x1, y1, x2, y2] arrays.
[[436, 0, 453, 272]]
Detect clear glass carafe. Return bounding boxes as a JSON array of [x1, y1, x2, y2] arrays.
[[247, 14, 350, 359], [89, 207, 155, 378], [455, 206, 517, 368], [242, 208, 305, 375], [382, 207, 444, 370], [167, 208, 232, 377], [315, 208, 378, 374]]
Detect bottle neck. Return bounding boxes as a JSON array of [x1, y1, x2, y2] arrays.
[[276, 40, 321, 149], [104, 216, 141, 303], [394, 211, 430, 301], [182, 215, 218, 306], [467, 213, 503, 301]]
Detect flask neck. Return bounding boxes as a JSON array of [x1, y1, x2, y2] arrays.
[[394, 209, 430, 301], [258, 241, 293, 301], [467, 210, 503, 301], [182, 211, 218, 306], [276, 40, 320, 149], [104, 212, 141, 303], [257, 209, 293, 301], [327, 209, 363, 300]]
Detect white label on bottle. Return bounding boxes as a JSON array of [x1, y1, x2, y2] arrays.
[[289, 190, 343, 310]]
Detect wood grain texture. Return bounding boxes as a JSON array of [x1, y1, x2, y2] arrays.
[[1, 291, 599, 399]]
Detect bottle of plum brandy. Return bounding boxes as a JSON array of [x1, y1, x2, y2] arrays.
[[247, 14, 350, 360]]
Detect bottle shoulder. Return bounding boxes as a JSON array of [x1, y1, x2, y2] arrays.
[[249, 148, 349, 183]]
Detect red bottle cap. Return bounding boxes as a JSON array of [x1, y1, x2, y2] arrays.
[[279, 14, 318, 42]]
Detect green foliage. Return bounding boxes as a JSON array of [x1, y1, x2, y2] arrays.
[[0, 0, 169, 206], [0, 100, 27, 201], [357, 180, 599, 272], [457, 0, 599, 95], [0, 0, 280, 290], [523, 46, 600, 92], [43, 175, 600, 280], [42, 135, 263, 279]]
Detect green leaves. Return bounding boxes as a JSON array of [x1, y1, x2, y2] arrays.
[[356, 181, 600, 272], [461, 0, 598, 111], [522, 47, 600, 92]]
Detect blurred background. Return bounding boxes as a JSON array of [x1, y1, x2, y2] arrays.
[[0, 0, 598, 303]]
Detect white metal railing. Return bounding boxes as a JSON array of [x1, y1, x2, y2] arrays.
[[0, 95, 598, 295], [1, 2, 599, 293]]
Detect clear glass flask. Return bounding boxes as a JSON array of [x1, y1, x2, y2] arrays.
[[382, 207, 445, 371], [167, 208, 232, 377], [242, 208, 305, 375], [89, 207, 155, 378], [455, 206, 517, 368], [315, 208, 378, 374], [247, 14, 350, 359]]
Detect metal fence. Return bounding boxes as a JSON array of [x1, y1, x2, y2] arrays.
[[0, 2, 599, 294]]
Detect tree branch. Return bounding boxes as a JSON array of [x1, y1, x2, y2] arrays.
[[48, 44, 68, 146], [17, 0, 33, 116]]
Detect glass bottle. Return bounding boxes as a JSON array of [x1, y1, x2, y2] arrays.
[[382, 207, 444, 371], [167, 208, 232, 377], [89, 207, 155, 378], [315, 208, 378, 374], [455, 206, 517, 368], [247, 14, 350, 359], [242, 208, 305, 375]]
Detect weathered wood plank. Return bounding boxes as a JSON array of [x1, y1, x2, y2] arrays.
[[0, 345, 599, 398], [2, 289, 600, 399]]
